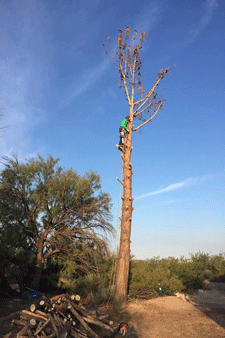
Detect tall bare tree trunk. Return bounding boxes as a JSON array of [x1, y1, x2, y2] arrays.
[[104, 28, 172, 309], [114, 117, 134, 309]]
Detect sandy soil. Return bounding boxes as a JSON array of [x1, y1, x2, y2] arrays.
[[1, 283, 225, 337], [127, 283, 225, 338]]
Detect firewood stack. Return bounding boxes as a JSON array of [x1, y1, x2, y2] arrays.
[[9, 293, 115, 338]]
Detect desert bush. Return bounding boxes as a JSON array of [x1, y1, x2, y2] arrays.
[[179, 253, 225, 290], [210, 253, 225, 278], [56, 252, 114, 303], [129, 252, 225, 294], [129, 258, 183, 296]]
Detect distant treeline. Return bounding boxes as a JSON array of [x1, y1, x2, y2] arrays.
[[129, 252, 225, 296]]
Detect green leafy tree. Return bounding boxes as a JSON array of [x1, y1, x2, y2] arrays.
[[0, 154, 113, 289], [104, 28, 173, 308], [0, 218, 36, 295]]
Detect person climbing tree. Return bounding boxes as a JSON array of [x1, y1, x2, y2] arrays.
[[116, 116, 130, 150], [103, 28, 174, 309]]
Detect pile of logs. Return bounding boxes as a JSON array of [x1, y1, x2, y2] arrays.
[[9, 293, 115, 338]]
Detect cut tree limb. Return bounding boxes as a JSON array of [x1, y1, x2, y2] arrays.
[[59, 321, 72, 338], [48, 314, 59, 338], [66, 303, 99, 338], [83, 316, 114, 332], [21, 310, 47, 321], [34, 318, 51, 336]]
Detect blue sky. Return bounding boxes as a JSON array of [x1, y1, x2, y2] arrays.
[[0, 0, 224, 259]]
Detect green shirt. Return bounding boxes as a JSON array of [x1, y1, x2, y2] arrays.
[[120, 118, 128, 131]]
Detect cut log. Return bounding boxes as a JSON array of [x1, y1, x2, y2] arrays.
[[7, 293, 118, 338], [59, 321, 72, 338], [99, 317, 114, 326], [26, 326, 33, 337], [57, 310, 68, 321], [44, 334, 55, 338], [29, 318, 37, 327], [66, 302, 99, 338], [39, 299, 52, 311], [30, 301, 46, 313], [42, 326, 53, 335], [87, 310, 96, 317], [11, 319, 27, 327], [41, 331, 48, 338], [52, 303, 67, 312], [72, 327, 88, 336], [30, 304, 36, 312], [35, 310, 48, 318], [70, 328, 88, 338], [34, 319, 50, 336], [40, 299, 50, 306], [34, 318, 51, 336], [16, 323, 30, 337], [21, 310, 47, 321], [53, 313, 62, 328], [71, 295, 80, 303], [65, 300, 93, 321], [98, 314, 108, 320], [48, 314, 59, 338], [50, 294, 67, 302], [83, 316, 114, 332]]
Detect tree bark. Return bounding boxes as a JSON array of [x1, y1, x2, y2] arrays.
[[31, 240, 44, 289], [105, 28, 171, 310], [114, 119, 133, 309]]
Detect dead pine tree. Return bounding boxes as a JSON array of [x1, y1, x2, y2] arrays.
[[103, 27, 175, 309]]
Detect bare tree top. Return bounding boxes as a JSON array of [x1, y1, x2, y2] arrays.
[[103, 28, 176, 131]]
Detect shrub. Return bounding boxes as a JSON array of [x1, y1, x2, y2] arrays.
[[129, 253, 225, 294], [129, 258, 183, 296]]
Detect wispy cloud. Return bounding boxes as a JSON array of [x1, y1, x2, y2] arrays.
[[185, 0, 219, 44], [135, 173, 215, 200], [136, 178, 195, 200], [135, 1, 162, 35], [69, 59, 110, 100], [66, 1, 162, 104]]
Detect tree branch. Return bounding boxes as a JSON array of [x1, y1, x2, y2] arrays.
[[133, 101, 163, 131], [133, 73, 163, 112], [44, 249, 60, 260]]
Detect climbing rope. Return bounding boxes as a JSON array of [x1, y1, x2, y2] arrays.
[[107, 154, 123, 301], [115, 154, 123, 254]]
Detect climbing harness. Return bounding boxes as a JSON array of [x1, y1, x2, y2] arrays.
[[120, 129, 125, 145]]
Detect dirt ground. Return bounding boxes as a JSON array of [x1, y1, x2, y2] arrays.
[[127, 283, 225, 338], [0, 283, 225, 337]]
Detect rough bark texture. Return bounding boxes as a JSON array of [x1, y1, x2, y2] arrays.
[[114, 118, 134, 309], [104, 28, 171, 309], [31, 241, 44, 288]]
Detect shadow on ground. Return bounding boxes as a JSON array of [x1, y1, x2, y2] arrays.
[[189, 282, 225, 329]]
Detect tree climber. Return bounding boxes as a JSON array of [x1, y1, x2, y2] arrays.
[[116, 116, 129, 150]]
